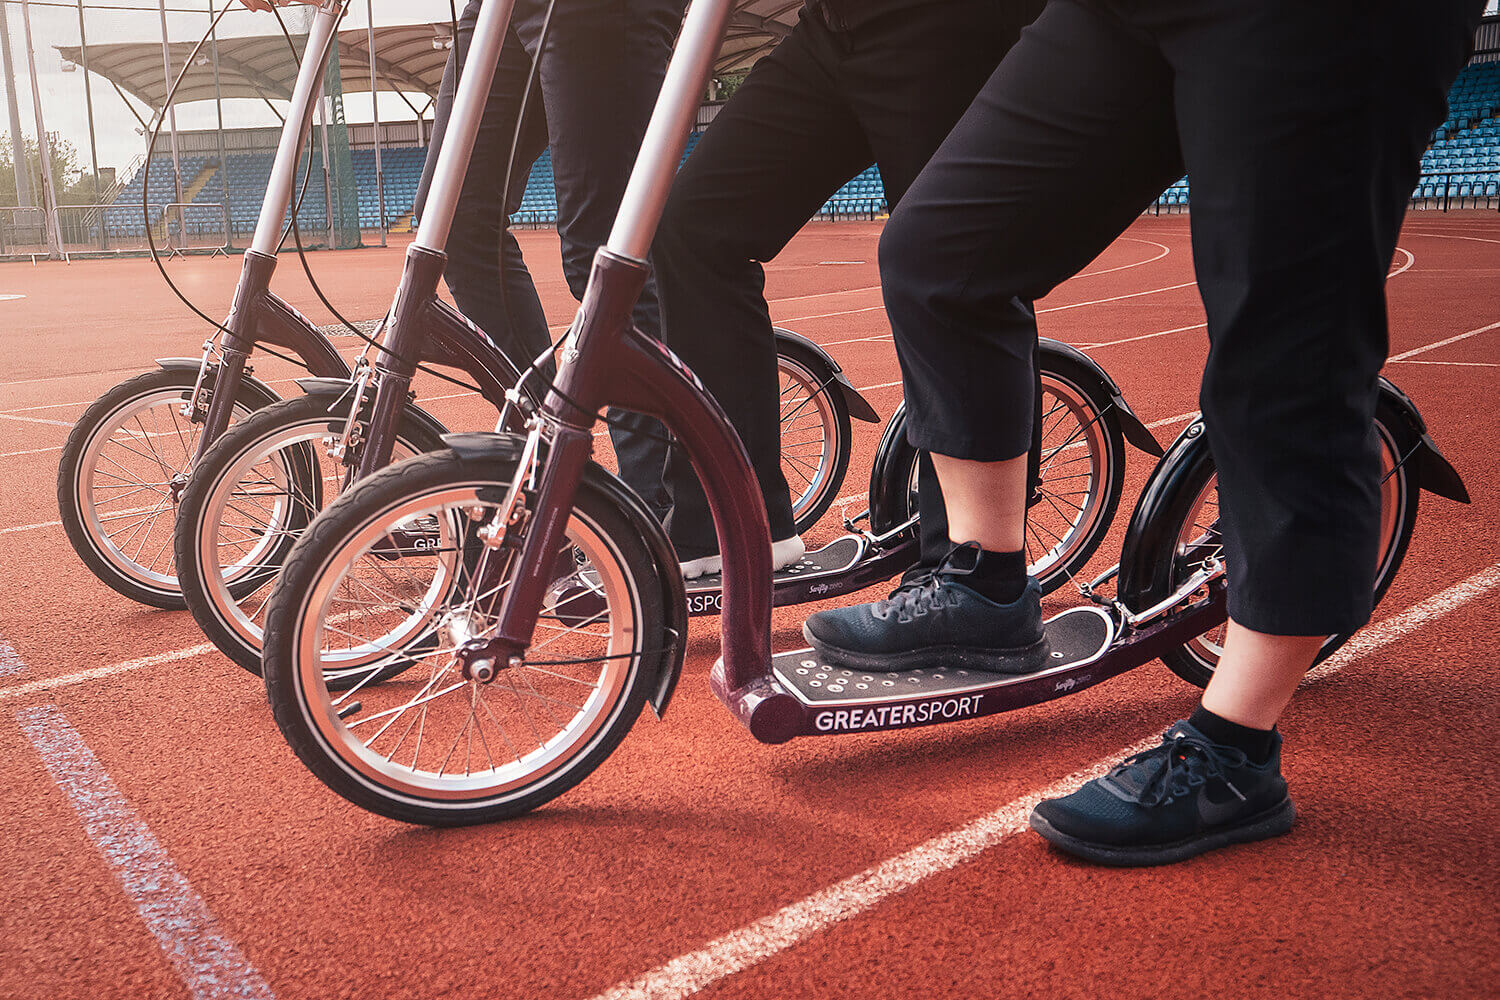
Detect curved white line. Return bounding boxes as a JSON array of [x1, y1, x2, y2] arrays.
[[1073, 238, 1173, 279], [0, 294, 23, 302], [1389, 246, 1415, 278]]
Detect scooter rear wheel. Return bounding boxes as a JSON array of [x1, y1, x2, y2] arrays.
[[262, 448, 664, 826], [870, 361, 1125, 595], [1131, 400, 1421, 689], [778, 351, 852, 534]]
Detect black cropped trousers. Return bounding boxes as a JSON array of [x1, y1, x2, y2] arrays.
[[880, 0, 1481, 634]]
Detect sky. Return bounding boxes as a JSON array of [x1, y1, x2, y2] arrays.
[[0, 0, 455, 177]]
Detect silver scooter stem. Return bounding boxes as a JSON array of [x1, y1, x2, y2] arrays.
[[413, 0, 520, 253], [249, 1, 343, 256], [606, 0, 734, 262]]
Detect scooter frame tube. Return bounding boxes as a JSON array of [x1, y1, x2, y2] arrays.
[[250, 0, 342, 257]]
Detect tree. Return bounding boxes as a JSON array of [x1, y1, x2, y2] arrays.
[[0, 132, 100, 206]]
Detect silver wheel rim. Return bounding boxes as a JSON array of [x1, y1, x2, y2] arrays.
[[778, 356, 839, 525], [293, 482, 642, 805], [1176, 425, 1407, 670], [76, 384, 251, 591], [198, 416, 422, 660]]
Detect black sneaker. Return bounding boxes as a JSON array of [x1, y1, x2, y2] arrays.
[[801, 543, 1050, 673], [1029, 721, 1296, 867]]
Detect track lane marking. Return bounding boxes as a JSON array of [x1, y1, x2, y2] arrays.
[[1391, 359, 1500, 368], [0, 520, 62, 536], [0, 412, 73, 427], [1387, 318, 1500, 362], [16, 704, 277, 1000], [0, 643, 219, 701], [586, 561, 1500, 1000]]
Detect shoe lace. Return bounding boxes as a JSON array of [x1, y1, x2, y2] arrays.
[[875, 542, 981, 620], [1115, 730, 1250, 807]]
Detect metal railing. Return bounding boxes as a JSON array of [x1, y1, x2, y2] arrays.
[[0, 203, 231, 258]]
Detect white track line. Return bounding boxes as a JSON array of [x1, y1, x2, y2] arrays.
[[1391, 359, 1500, 368], [0, 520, 61, 536], [0, 643, 218, 702], [1388, 318, 1500, 362], [17, 704, 277, 1000], [1083, 322, 1206, 350], [0, 412, 72, 427], [586, 561, 1500, 1000], [1037, 279, 1199, 315]]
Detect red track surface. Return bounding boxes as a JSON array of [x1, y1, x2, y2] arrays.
[[0, 214, 1496, 999]]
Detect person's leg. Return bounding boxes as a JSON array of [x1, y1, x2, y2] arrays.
[[840, 0, 1047, 573], [1030, 0, 1482, 867], [803, 0, 1182, 669], [516, 0, 680, 519], [416, 1, 554, 367], [651, 18, 878, 566], [1167, 0, 1480, 720]]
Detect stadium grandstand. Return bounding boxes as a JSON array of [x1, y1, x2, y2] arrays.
[[2, 4, 1497, 259]]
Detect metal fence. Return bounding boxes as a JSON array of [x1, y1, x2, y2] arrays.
[[0, 203, 230, 258]]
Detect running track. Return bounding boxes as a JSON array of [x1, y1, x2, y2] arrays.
[[0, 213, 1496, 999]]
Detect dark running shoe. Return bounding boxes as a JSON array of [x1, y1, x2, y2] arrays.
[[802, 543, 1050, 673], [1030, 721, 1296, 867]]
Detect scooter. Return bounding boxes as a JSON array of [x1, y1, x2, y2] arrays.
[[167, 0, 871, 677], [255, 0, 1468, 825], [59, 0, 864, 612]]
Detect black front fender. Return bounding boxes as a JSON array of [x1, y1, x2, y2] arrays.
[[439, 432, 689, 718], [295, 377, 452, 446], [774, 327, 880, 423], [154, 356, 282, 410], [1039, 339, 1163, 457]]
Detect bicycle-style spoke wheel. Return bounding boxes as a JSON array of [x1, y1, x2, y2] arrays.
[[887, 367, 1124, 594], [1025, 372, 1121, 587], [263, 449, 664, 825], [57, 368, 272, 608], [778, 353, 851, 534], [1158, 409, 1418, 687], [176, 393, 444, 675]]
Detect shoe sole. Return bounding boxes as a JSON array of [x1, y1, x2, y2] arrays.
[[1028, 797, 1297, 867], [802, 633, 1052, 675]]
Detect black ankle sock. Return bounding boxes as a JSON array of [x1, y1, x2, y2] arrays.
[[1189, 706, 1276, 765], [956, 546, 1028, 604]]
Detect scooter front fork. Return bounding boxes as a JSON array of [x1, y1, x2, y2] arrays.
[[457, 421, 596, 679]]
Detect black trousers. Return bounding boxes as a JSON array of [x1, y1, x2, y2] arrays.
[[652, 0, 1045, 561], [415, 0, 681, 518], [881, 0, 1482, 634]]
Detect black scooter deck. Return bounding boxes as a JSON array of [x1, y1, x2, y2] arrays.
[[767, 606, 1117, 736], [685, 535, 909, 616]]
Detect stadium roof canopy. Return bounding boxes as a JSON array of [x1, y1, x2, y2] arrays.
[[57, 2, 799, 112]]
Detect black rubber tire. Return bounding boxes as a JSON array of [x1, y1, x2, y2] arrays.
[[57, 367, 278, 609], [777, 348, 853, 535], [263, 448, 664, 825], [868, 359, 1127, 596], [175, 393, 448, 676], [1134, 400, 1421, 689]]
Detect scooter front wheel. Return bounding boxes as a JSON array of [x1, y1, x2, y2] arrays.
[[56, 367, 278, 608], [175, 392, 447, 677], [262, 448, 665, 826]]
